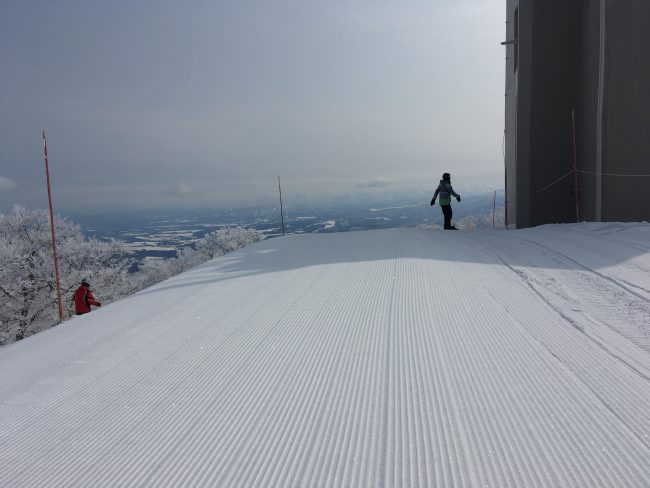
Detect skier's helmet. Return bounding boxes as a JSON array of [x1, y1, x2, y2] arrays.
[[442, 173, 451, 181], [80, 279, 90, 286]]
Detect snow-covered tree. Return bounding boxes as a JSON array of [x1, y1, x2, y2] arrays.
[[0, 206, 135, 344], [194, 227, 263, 259], [1, 207, 264, 344], [138, 227, 263, 288], [137, 250, 198, 289], [457, 207, 506, 231]]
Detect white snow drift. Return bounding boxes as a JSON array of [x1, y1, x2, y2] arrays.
[[1, 223, 649, 487]]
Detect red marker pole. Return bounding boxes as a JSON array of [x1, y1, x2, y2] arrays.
[[42, 130, 64, 323]]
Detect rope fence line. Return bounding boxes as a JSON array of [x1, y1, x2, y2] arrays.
[[533, 167, 650, 194], [577, 169, 650, 177], [533, 170, 573, 194]]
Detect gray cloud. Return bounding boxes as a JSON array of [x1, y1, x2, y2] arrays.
[[0, 177, 17, 191], [356, 178, 394, 189], [0, 0, 505, 212], [164, 182, 193, 197]]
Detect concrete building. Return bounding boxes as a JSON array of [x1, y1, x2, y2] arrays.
[[504, 0, 650, 228]]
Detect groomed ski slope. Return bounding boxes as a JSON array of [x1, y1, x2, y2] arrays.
[[1, 223, 650, 487]]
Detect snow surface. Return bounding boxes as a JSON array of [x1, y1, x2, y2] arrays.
[[1, 223, 650, 487]]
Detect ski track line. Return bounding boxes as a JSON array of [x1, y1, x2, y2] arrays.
[[429, 254, 563, 485], [400, 234, 584, 486], [511, 233, 650, 304], [563, 224, 650, 255], [2, 228, 650, 487], [476, 234, 650, 412], [421, 238, 557, 486], [484, 231, 650, 358], [514, 225, 650, 300], [492, 274, 644, 480], [476, 235, 650, 446], [410, 231, 648, 486]]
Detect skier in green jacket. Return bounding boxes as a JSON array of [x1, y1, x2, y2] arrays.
[[430, 173, 461, 230]]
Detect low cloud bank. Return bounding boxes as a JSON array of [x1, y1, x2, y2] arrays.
[[0, 177, 17, 191]]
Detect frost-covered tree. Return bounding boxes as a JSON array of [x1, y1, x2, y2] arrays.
[[1, 208, 264, 344], [194, 227, 263, 259], [138, 227, 263, 288], [0, 206, 135, 344], [137, 250, 197, 289], [457, 207, 506, 231]]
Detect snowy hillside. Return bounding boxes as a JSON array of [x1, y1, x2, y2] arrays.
[[1, 223, 650, 487]]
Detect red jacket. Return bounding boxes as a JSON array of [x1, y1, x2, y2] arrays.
[[74, 285, 100, 314]]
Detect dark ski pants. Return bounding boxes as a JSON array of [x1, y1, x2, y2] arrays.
[[441, 204, 453, 229]]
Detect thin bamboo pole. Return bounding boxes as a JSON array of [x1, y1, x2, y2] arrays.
[[278, 176, 285, 236]]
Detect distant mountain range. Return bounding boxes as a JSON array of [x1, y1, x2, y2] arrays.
[[72, 190, 504, 262]]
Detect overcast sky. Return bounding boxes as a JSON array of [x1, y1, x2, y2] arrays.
[[1, 0, 506, 213]]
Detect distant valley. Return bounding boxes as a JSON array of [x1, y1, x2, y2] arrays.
[[72, 191, 504, 263]]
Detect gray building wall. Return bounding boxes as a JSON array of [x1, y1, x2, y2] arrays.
[[601, 1, 650, 222], [503, 0, 519, 228], [575, 0, 602, 222], [504, 0, 650, 228], [528, 1, 581, 227]]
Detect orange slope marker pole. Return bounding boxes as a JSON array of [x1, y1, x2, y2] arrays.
[[42, 130, 64, 323]]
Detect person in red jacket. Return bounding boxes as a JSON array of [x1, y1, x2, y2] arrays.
[[74, 280, 101, 315]]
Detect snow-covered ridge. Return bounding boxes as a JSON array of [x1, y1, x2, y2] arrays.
[[1, 223, 649, 487]]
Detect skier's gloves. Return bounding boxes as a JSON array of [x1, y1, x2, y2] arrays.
[[96, 302, 101, 307], [456, 196, 461, 202], [430, 199, 436, 206]]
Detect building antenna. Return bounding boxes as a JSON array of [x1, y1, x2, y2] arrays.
[[42, 130, 64, 323], [278, 176, 285, 236]]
